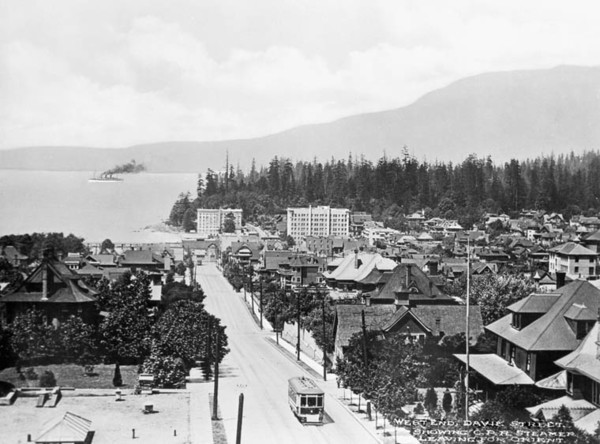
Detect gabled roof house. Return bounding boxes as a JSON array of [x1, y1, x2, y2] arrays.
[[456, 280, 600, 395], [1, 258, 98, 325]]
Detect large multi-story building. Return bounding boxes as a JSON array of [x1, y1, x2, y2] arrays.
[[286, 206, 350, 241], [196, 208, 243, 236]]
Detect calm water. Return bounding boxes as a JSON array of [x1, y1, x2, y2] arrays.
[[0, 170, 197, 243]]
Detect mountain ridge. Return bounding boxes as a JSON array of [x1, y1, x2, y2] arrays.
[[2, 65, 600, 172]]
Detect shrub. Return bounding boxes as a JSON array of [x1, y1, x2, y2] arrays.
[[142, 351, 187, 388], [113, 363, 123, 387], [39, 370, 56, 387], [24, 367, 38, 381]]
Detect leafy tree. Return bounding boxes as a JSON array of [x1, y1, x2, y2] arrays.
[[424, 387, 438, 414], [442, 389, 453, 415], [182, 208, 196, 232], [150, 300, 228, 369], [9, 309, 58, 364], [39, 370, 57, 388], [0, 327, 17, 370], [222, 212, 236, 233], [141, 348, 187, 388], [99, 271, 153, 364], [161, 282, 205, 308], [56, 315, 98, 364], [100, 238, 115, 253], [469, 274, 535, 325], [551, 405, 579, 444]]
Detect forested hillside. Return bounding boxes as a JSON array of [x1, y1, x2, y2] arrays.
[[169, 150, 600, 230]]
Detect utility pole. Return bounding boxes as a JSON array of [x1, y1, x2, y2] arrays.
[[212, 329, 220, 420], [236, 393, 244, 444], [465, 237, 471, 421], [322, 290, 327, 381], [259, 277, 263, 330], [250, 277, 254, 314], [297, 290, 301, 361], [205, 317, 212, 381], [361, 309, 368, 366]]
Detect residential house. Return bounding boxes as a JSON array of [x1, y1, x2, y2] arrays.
[[288, 255, 326, 288], [455, 280, 600, 396], [322, 252, 397, 291], [381, 304, 484, 344], [1, 258, 98, 325], [364, 263, 458, 307], [581, 230, 600, 253], [0, 245, 28, 267], [526, 318, 600, 434], [118, 249, 166, 273], [230, 242, 261, 266], [333, 304, 396, 362], [350, 212, 373, 237], [182, 239, 220, 263], [84, 254, 118, 268], [549, 242, 598, 280]]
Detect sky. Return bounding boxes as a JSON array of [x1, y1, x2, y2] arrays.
[[2, 0, 600, 150]]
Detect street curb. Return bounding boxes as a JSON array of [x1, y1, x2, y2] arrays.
[[264, 337, 383, 444]]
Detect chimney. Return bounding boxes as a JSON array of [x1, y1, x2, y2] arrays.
[[597, 308, 600, 360], [41, 261, 49, 301], [429, 261, 438, 276], [429, 281, 435, 298], [556, 271, 566, 289]]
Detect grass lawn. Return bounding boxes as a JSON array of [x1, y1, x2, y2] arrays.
[[0, 363, 139, 389]]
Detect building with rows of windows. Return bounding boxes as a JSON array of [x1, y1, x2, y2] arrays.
[[196, 208, 243, 236], [286, 206, 350, 241]]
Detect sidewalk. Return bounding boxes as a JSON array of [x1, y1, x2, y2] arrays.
[[241, 289, 420, 444]]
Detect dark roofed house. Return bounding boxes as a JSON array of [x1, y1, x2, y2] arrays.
[[455, 280, 600, 397], [118, 249, 165, 272], [85, 253, 117, 268], [381, 305, 484, 345], [0, 245, 28, 267], [366, 263, 458, 307], [526, 319, 600, 433], [1, 258, 98, 325], [231, 242, 261, 266], [333, 304, 396, 362]]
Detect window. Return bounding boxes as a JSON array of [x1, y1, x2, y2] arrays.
[[575, 266, 579, 274], [526, 353, 531, 372], [592, 380, 600, 406]]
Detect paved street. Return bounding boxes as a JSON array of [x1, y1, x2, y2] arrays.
[[197, 263, 381, 444]]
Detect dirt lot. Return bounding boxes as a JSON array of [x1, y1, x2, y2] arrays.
[[0, 389, 191, 444]]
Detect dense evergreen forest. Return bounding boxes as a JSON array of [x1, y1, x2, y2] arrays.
[[169, 150, 600, 230]]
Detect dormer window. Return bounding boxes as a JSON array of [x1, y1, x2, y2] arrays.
[[576, 320, 594, 340], [512, 313, 522, 330]]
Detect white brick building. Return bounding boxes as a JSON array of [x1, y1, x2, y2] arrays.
[[286, 206, 350, 241], [197, 208, 242, 236]]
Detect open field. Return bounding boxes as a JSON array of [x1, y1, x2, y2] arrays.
[[0, 390, 191, 444]]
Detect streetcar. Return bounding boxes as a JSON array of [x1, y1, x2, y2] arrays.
[[288, 376, 325, 424]]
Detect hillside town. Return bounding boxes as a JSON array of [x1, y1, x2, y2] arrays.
[[2, 200, 600, 442]]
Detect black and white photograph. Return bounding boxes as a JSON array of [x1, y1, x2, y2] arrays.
[[2, 1, 600, 443]]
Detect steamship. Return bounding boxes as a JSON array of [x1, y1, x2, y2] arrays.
[[88, 172, 123, 183]]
